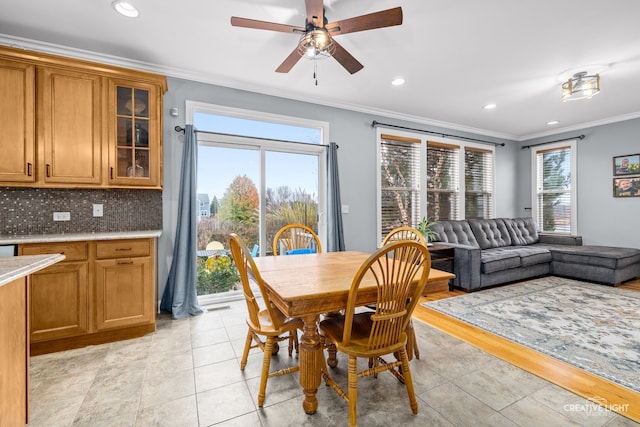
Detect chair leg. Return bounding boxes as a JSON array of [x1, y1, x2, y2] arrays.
[[405, 320, 420, 360], [240, 329, 253, 370], [258, 337, 275, 407], [398, 347, 418, 415], [348, 356, 358, 427]]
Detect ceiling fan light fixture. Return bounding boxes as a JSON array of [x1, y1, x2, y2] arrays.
[[562, 71, 600, 102], [298, 28, 335, 59]]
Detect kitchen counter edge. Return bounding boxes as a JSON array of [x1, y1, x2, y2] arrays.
[[0, 230, 163, 245], [0, 254, 66, 287]]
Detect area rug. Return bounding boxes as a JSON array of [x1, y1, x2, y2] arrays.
[[422, 276, 640, 393]]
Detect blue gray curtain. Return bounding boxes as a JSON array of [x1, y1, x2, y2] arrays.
[[327, 142, 345, 251], [160, 125, 204, 319]]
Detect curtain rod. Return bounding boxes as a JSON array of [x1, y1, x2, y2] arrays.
[[174, 126, 334, 148], [371, 120, 506, 147], [520, 134, 585, 149]]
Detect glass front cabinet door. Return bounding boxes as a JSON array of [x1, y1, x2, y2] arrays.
[[108, 79, 161, 188]]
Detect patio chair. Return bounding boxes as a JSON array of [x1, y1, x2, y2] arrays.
[[319, 240, 431, 427], [272, 224, 322, 255], [381, 226, 427, 360], [205, 241, 224, 250], [228, 233, 302, 407]]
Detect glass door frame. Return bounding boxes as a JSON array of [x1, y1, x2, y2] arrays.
[[188, 102, 328, 254]]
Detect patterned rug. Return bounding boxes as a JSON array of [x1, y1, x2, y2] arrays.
[[422, 276, 640, 393]]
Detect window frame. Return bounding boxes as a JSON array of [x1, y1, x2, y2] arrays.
[[187, 101, 328, 251], [376, 127, 496, 245], [531, 140, 578, 235]]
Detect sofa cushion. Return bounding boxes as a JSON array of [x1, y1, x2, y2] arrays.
[[507, 245, 552, 267], [431, 220, 479, 247], [549, 245, 640, 269], [503, 217, 539, 245], [469, 219, 512, 249], [481, 248, 521, 273]]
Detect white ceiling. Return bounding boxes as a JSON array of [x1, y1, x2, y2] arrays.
[[2, 0, 640, 141]]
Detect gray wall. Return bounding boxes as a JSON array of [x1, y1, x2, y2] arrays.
[[516, 118, 640, 249], [157, 77, 517, 298]]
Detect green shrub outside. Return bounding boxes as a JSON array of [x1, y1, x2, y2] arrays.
[[196, 253, 240, 295]]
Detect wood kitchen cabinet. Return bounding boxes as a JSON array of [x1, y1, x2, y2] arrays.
[[107, 79, 162, 188], [0, 45, 166, 189], [0, 58, 35, 183], [95, 239, 154, 330], [19, 238, 156, 355], [37, 67, 103, 185], [20, 242, 89, 343], [0, 277, 29, 426]]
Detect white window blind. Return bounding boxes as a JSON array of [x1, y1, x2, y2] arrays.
[[379, 134, 421, 241], [427, 142, 460, 220], [464, 146, 494, 219], [535, 145, 573, 233]]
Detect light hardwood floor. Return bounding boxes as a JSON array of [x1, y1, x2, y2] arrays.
[[414, 277, 640, 423]]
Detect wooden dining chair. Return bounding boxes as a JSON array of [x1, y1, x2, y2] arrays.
[[228, 233, 303, 407], [272, 224, 322, 255], [380, 226, 427, 360], [319, 241, 431, 427], [382, 226, 427, 247]]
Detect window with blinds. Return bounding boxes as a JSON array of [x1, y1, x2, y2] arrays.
[[534, 145, 573, 233], [427, 142, 460, 220], [379, 134, 421, 240], [464, 147, 494, 219]]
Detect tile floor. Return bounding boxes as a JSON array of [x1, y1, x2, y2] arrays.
[[28, 298, 639, 427]]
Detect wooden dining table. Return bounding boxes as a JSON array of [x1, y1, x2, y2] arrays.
[[252, 250, 455, 415]]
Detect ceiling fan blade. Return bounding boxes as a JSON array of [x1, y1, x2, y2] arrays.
[[326, 7, 403, 36], [331, 40, 364, 74], [230, 16, 303, 34], [305, 0, 324, 26], [275, 48, 303, 73]]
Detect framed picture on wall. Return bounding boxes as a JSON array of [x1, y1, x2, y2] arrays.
[[613, 176, 640, 197], [613, 154, 640, 176]]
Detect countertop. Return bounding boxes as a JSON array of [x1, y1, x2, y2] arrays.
[[0, 230, 162, 245], [0, 254, 65, 287]]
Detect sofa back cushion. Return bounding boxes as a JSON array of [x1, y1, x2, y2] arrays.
[[468, 218, 512, 249], [431, 220, 479, 247], [503, 217, 539, 245]]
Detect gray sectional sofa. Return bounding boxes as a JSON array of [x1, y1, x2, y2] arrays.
[[430, 217, 640, 291]]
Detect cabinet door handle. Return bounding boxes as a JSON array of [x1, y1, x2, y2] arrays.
[[117, 260, 134, 265], [27, 162, 33, 176], [46, 164, 51, 177], [110, 167, 114, 179], [115, 248, 132, 251]]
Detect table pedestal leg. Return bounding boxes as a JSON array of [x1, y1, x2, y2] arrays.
[[299, 314, 322, 414]]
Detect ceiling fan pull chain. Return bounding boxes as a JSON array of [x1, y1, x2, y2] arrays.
[[314, 56, 319, 86]]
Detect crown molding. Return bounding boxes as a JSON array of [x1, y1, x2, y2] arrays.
[[3, 33, 637, 144]]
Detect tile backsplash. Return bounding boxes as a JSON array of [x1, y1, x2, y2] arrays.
[[0, 187, 162, 235]]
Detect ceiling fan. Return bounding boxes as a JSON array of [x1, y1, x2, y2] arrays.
[[230, 1, 403, 75]]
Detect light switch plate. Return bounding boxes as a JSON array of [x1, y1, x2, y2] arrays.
[[93, 204, 104, 217]]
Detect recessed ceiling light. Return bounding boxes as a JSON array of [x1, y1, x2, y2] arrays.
[[112, 1, 139, 18], [391, 78, 405, 86], [483, 103, 497, 110], [547, 120, 559, 125]]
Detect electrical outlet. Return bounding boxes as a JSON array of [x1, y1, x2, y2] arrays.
[[93, 204, 104, 217], [53, 212, 70, 221]]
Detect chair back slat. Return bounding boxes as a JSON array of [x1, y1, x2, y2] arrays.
[[343, 241, 431, 350], [229, 233, 282, 331], [273, 224, 322, 255]]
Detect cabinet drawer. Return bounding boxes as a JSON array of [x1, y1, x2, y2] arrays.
[[96, 239, 150, 259], [20, 242, 88, 261]]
